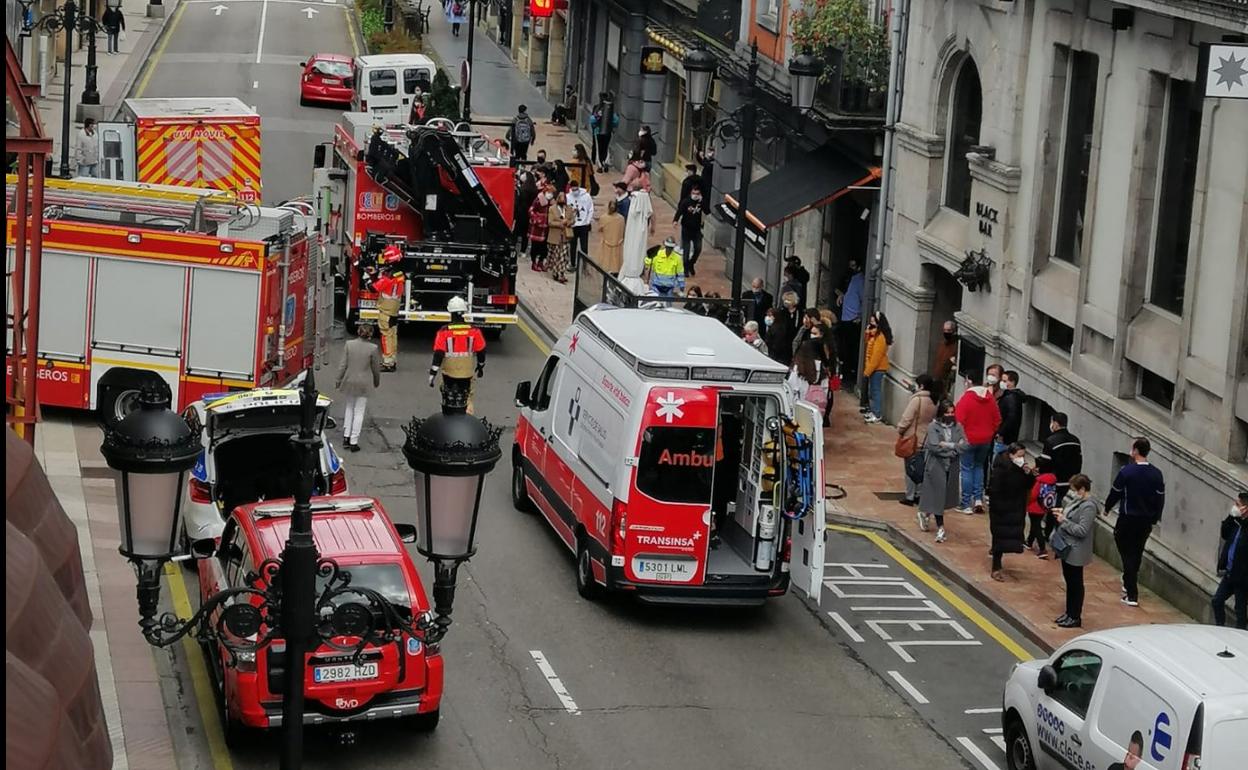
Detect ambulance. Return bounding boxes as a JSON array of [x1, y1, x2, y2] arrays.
[[511, 306, 828, 605]]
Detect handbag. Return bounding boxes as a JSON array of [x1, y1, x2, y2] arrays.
[[1049, 526, 1071, 560], [904, 453, 925, 485], [894, 432, 918, 459], [589, 176, 600, 196]]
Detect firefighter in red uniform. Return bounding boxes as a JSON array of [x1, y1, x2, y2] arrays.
[[372, 244, 405, 372], [428, 296, 487, 413]]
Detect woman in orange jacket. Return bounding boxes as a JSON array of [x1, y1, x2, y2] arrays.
[[863, 311, 893, 423]]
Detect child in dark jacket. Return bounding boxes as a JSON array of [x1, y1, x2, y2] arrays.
[[1027, 473, 1058, 558]]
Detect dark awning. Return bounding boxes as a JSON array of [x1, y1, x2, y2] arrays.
[[717, 145, 880, 247]]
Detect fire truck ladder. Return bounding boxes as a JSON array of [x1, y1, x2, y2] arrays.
[[5, 176, 248, 233], [364, 126, 513, 244]]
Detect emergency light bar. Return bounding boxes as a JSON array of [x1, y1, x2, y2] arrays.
[[691, 367, 751, 383]]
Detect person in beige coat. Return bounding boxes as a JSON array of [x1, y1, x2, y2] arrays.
[[335, 324, 381, 451], [598, 199, 626, 273], [898, 373, 940, 506]]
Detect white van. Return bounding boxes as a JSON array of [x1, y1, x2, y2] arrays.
[[351, 54, 436, 123], [512, 305, 828, 605], [1002, 624, 1248, 770]]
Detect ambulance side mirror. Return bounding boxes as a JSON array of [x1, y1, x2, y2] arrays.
[[1037, 665, 1058, 693], [514, 381, 532, 408]]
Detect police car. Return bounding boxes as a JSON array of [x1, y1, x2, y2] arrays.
[[1002, 624, 1248, 770], [180, 388, 347, 545]]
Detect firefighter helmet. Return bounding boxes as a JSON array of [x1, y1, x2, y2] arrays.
[[447, 296, 468, 314], [381, 244, 403, 264]]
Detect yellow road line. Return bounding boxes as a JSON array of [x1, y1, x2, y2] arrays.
[[165, 564, 235, 770], [516, 317, 551, 356], [345, 7, 360, 58], [828, 523, 1033, 662], [134, 1, 189, 98]]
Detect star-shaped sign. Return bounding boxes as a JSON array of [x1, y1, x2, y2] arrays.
[[569, 331, 580, 353], [1213, 52, 1247, 92], [654, 391, 686, 423]]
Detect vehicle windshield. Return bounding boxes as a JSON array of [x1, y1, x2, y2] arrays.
[[318, 562, 413, 620], [636, 426, 715, 504], [313, 60, 351, 78]]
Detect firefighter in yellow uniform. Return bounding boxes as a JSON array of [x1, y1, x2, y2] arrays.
[[428, 296, 487, 414], [373, 244, 404, 371]]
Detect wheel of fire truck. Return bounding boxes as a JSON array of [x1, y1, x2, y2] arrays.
[[510, 451, 534, 513], [484, 326, 504, 341], [201, 636, 252, 749], [96, 369, 171, 430], [410, 708, 440, 732], [575, 533, 603, 601]]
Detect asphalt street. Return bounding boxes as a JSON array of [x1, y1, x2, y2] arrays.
[[138, 6, 1037, 769]]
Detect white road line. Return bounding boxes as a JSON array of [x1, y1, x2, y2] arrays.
[[887, 639, 981, 663], [991, 736, 1007, 752], [529, 650, 580, 715], [828, 611, 865, 643], [252, 80, 259, 89], [957, 736, 1004, 770], [982, 727, 1003, 735], [851, 599, 951, 618], [887, 670, 930, 704], [965, 707, 1004, 714], [256, 0, 268, 64]]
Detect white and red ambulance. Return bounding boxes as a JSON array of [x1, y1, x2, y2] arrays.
[[512, 306, 827, 605]]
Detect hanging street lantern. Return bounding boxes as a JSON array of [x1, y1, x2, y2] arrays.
[[788, 49, 825, 113], [683, 46, 718, 110]]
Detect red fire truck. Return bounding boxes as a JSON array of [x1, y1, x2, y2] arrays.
[[4, 176, 331, 423], [311, 113, 518, 332]]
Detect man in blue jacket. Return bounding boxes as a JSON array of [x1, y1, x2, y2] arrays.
[[1212, 491, 1248, 629], [1104, 437, 1166, 607]]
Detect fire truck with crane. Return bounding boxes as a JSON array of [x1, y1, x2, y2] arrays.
[[310, 113, 518, 336], [4, 176, 331, 426]]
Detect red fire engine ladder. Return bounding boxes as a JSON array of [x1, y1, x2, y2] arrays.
[[6, 37, 53, 445]]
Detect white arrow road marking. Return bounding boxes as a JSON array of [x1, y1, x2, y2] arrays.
[[211, 3, 227, 14], [252, 80, 259, 89], [529, 650, 579, 715], [300, 6, 318, 17]]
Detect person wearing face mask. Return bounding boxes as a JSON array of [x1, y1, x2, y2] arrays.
[[1048, 474, 1099, 627], [996, 370, 1025, 454], [918, 400, 967, 543], [1211, 491, 1248, 629], [742, 276, 773, 328], [987, 442, 1034, 581], [545, 191, 573, 283], [931, 320, 959, 398], [673, 184, 705, 276], [695, 145, 715, 213], [763, 308, 790, 365], [1105, 437, 1166, 607], [527, 188, 552, 272], [742, 321, 768, 353], [898, 374, 940, 507], [775, 292, 802, 366], [679, 163, 701, 202], [644, 238, 685, 296], [634, 125, 657, 170], [862, 312, 892, 424]]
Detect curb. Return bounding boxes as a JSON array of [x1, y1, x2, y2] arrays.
[[107, 0, 179, 116], [517, 301, 560, 347], [831, 510, 1056, 654]]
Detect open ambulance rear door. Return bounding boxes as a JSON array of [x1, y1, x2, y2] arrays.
[[790, 402, 826, 603]]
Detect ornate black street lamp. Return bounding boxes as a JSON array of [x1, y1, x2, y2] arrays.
[[103, 371, 493, 768], [25, 0, 104, 176], [402, 380, 502, 641], [683, 43, 824, 332]]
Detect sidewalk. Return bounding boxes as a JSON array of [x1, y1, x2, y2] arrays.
[[32, 0, 175, 170], [35, 417, 179, 770], [419, 6, 737, 335], [437, 10, 1194, 652]]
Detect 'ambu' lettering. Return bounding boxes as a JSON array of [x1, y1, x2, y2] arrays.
[[657, 449, 713, 467]]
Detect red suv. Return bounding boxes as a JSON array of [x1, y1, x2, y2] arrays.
[[197, 495, 442, 743]]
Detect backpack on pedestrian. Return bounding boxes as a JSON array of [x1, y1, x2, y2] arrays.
[[803, 380, 828, 412], [513, 115, 533, 144]]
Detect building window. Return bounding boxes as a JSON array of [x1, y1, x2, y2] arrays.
[[1138, 368, 1175, 410], [604, 22, 621, 105], [1043, 315, 1074, 353], [1148, 79, 1202, 315], [1052, 49, 1099, 266], [944, 58, 982, 216], [756, 0, 781, 33]]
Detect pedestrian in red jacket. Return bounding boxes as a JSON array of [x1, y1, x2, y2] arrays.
[[954, 372, 1001, 513]]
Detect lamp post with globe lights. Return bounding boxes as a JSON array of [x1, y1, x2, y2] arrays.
[[682, 42, 824, 331], [102, 371, 499, 769]]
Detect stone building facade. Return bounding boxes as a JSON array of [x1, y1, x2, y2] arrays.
[[880, 0, 1248, 615]]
